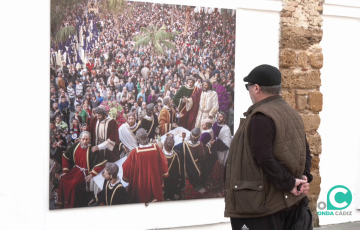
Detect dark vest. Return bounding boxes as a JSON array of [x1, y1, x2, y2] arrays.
[[224, 95, 306, 218]]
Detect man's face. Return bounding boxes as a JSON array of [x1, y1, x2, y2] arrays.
[[50, 123, 55, 130], [103, 169, 112, 181], [61, 98, 66, 103], [188, 80, 194, 88], [53, 103, 58, 109], [77, 106, 81, 112], [169, 99, 174, 107], [201, 123, 207, 130], [127, 116, 135, 127], [217, 114, 225, 124], [55, 117, 60, 124], [247, 82, 256, 104], [96, 113, 104, 121], [107, 91, 112, 96], [80, 133, 91, 147], [203, 82, 209, 91]]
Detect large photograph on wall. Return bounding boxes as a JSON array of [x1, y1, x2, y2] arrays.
[[50, 0, 236, 209]]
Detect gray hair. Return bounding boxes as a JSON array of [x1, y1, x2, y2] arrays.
[[261, 85, 281, 95], [94, 107, 107, 117], [163, 96, 171, 106], [105, 162, 119, 178], [164, 135, 175, 151], [135, 128, 148, 145], [146, 103, 155, 110], [190, 127, 201, 144], [218, 111, 226, 121], [80, 131, 91, 139]]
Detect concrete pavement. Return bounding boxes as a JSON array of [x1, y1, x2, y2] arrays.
[[315, 222, 360, 229]]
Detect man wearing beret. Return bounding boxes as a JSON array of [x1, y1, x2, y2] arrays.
[[225, 65, 313, 229]]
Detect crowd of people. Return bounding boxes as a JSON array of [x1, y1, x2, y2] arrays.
[[50, 0, 236, 209]]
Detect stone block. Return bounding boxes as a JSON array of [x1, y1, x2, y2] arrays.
[[281, 69, 321, 88], [308, 91, 323, 112], [280, 49, 297, 67], [310, 10, 319, 16], [284, 2, 299, 7], [283, 6, 296, 12], [311, 44, 322, 53], [311, 156, 320, 172], [282, 90, 296, 109], [281, 11, 293, 17], [309, 53, 323, 69], [281, 27, 323, 50], [300, 114, 321, 132], [297, 52, 308, 67], [307, 133, 322, 155], [296, 95, 307, 110], [295, 89, 308, 95], [308, 173, 321, 197], [308, 194, 319, 212]]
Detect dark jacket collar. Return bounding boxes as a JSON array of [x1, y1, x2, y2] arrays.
[[244, 95, 282, 117]]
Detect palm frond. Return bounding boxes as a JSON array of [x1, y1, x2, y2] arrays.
[[54, 26, 77, 43], [105, 0, 127, 15], [156, 30, 176, 41], [134, 36, 151, 49], [140, 27, 149, 35], [160, 40, 176, 51], [133, 35, 145, 42], [154, 42, 164, 55]]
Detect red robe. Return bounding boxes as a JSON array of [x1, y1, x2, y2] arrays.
[[178, 87, 199, 130], [186, 88, 202, 131], [122, 144, 169, 203], [57, 144, 106, 208]]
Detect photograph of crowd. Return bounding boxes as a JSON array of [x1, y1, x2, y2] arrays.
[[50, 0, 236, 210]]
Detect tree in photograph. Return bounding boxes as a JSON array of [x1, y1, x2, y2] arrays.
[[51, 0, 86, 41], [99, 0, 127, 15], [183, 6, 192, 36], [133, 23, 177, 59]]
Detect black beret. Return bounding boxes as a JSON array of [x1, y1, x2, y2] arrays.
[[243, 64, 281, 86]]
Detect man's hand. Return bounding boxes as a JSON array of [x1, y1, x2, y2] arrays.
[[123, 145, 129, 153], [155, 127, 160, 134], [85, 174, 93, 182], [88, 199, 95, 206], [172, 123, 178, 128], [301, 175, 310, 195], [209, 139, 215, 146], [177, 113, 184, 118], [59, 173, 67, 179], [55, 173, 60, 179], [290, 178, 307, 196], [91, 146, 99, 152]]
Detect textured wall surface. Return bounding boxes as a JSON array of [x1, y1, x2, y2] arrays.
[[280, 0, 324, 226]]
